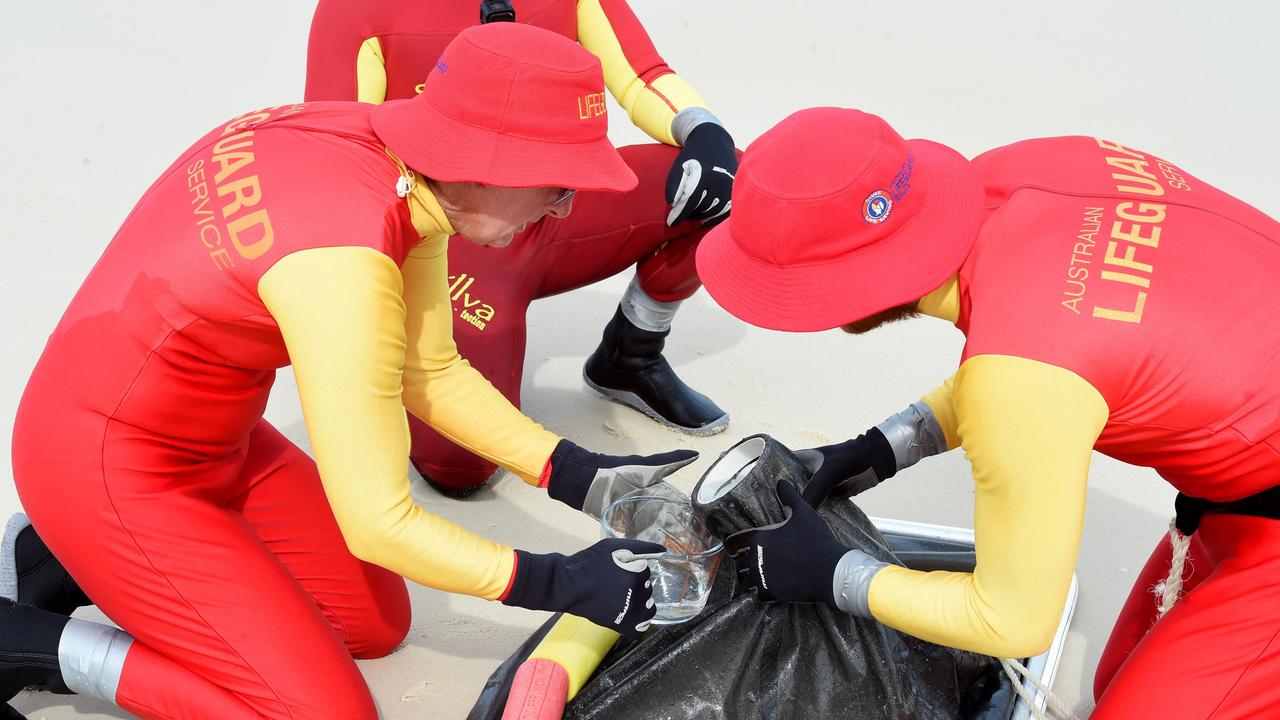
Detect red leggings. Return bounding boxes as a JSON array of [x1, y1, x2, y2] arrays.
[[17, 420, 409, 719], [410, 142, 710, 488], [1092, 513, 1280, 718]]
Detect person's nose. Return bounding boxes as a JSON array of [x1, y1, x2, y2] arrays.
[[545, 195, 574, 219]]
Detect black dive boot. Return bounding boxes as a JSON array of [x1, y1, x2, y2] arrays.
[[1, 515, 90, 616], [0, 597, 73, 709], [583, 307, 729, 436]]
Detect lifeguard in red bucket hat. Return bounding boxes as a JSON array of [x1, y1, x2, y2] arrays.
[[699, 107, 1280, 719], [306, 0, 739, 498], [3, 24, 696, 719]]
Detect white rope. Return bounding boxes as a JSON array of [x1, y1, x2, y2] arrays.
[[999, 657, 1083, 720], [1154, 517, 1192, 620]]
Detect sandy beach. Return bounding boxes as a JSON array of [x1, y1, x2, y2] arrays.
[[3, 1, 1278, 717]]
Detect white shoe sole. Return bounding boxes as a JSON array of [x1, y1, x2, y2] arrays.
[[583, 373, 730, 437], [0, 512, 30, 602]]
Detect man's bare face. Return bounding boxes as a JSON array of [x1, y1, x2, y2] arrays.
[[458, 184, 574, 248], [839, 302, 920, 335]]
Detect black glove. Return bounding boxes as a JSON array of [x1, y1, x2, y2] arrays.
[[665, 122, 737, 227], [725, 481, 849, 606], [502, 539, 665, 637], [545, 439, 698, 519], [796, 428, 897, 507]]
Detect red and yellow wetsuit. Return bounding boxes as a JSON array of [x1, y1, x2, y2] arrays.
[[865, 137, 1280, 718], [305, 0, 722, 489], [12, 103, 562, 719]]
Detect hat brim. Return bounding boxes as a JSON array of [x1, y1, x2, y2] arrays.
[[696, 139, 983, 332], [372, 98, 638, 193]]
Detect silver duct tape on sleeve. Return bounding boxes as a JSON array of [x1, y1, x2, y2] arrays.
[[832, 550, 888, 618], [670, 107, 724, 145], [58, 619, 134, 702], [876, 400, 947, 472]]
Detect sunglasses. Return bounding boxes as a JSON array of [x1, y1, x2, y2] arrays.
[[552, 188, 577, 207]]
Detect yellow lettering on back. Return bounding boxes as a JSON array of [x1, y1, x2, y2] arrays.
[[218, 175, 263, 217], [1111, 220, 1162, 248], [1100, 270, 1151, 288], [223, 112, 271, 135], [212, 151, 255, 185], [1095, 138, 1145, 159], [1093, 292, 1146, 323], [1106, 157, 1156, 180], [1104, 241, 1154, 273], [212, 131, 254, 155], [227, 209, 275, 260], [1111, 174, 1165, 197], [1115, 202, 1167, 223]]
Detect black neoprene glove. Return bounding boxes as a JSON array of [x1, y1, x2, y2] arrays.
[[502, 539, 665, 637], [725, 481, 850, 606], [545, 439, 698, 519], [796, 428, 897, 507], [665, 122, 737, 228]]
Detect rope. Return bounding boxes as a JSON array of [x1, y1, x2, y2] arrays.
[[1003, 518, 1190, 720], [998, 657, 1083, 720], [1154, 517, 1192, 620]]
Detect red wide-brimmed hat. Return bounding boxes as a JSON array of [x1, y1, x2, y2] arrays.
[[696, 108, 983, 332], [372, 23, 636, 193]]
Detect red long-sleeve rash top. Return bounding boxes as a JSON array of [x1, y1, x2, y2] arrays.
[[962, 136, 1280, 497], [36, 102, 560, 600], [867, 136, 1280, 658], [304, 0, 707, 144]]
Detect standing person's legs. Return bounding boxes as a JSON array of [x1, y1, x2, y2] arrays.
[[529, 143, 707, 300], [558, 144, 730, 437], [407, 233, 535, 496], [1091, 514, 1280, 719], [407, 143, 728, 495], [14, 415, 393, 718]]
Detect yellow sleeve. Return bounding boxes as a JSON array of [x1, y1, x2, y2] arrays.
[[867, 355, 1108, 657], [259, 246, 515, 599], [355, 37, 388, 104], [576, 0, 709, 145], [920, 374, 960, 451], [400, 238, 562, 483]]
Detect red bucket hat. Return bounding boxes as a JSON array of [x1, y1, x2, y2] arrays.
[[696, 108, 983, 332], [371, 23, 637, 193]]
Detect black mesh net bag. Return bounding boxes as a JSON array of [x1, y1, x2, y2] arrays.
[[470, 435, 1013, 720]]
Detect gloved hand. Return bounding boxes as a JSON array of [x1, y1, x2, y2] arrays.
[[725, 480, 850, 606], [502, 539, 665, 637], [544, 439, 698, 519], [796, 428, 897, 507], [665, 121, 737, 228]]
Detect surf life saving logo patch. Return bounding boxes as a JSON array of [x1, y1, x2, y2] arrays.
[[863, 190, 893, 224]]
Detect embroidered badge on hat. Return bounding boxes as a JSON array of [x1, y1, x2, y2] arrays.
[[863, 190, 893, 224]]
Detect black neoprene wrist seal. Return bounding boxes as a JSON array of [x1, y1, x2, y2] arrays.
[[501, 550, 559, 610]]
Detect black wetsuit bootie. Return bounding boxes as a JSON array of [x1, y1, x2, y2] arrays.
[[0, 597, 73, 705], [1, 515, 90, 616], [583, 306, 729, 436]]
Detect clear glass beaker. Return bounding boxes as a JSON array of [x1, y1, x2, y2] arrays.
[[601, 495, 723, 625]]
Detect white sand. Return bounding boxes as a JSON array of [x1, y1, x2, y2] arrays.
[[3, 1, 1277, 717]]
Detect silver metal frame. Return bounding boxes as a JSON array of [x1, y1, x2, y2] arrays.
[[871, 516, 1079, 720]]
